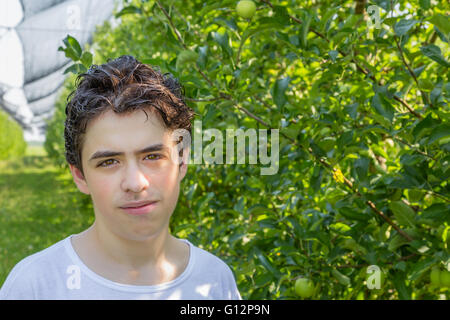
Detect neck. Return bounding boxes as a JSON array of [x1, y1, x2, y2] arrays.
[[88, 221, 176, 270]]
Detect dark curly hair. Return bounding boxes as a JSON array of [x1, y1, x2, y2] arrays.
[[64, 55, 196, 175]]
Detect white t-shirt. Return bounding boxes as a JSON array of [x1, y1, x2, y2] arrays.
[[0, 235, 242, 300]]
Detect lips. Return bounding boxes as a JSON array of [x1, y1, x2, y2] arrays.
[[120, 200, 158, 215], [121, 200, 158, 208]]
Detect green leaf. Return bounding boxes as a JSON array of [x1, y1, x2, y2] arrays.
[[254, 248, 279, 277], [317, 137, 335, 152], [354, 156, 370, 181], [371, 93, 395, 122], [198, 2, 222, 17], [241, 22, 280, 43], [337, 130, 353, 149], [388, 234, 410, 251], [273, 5, 290, 25], [428, 14, 450, 36], [329, 50, 339, 63], [194, 192, 214, 217], [285, 216, 306, 239], [341, 14, 361, 30], [412, 114, 438, 141], [413, 65, 426, 77], [176, 50, 198, 70], [197, 45, 208, 69], [389, 201, 416, 228], [212, 17, 238, 32], [331, 269, 351, 286], [272, 77, 290, 108], [319, 7, 338, 32], [254, 272, 273, 287], [233, 196, 245, 213], [338, 207, 371, 222], [63, 63, 87, 75], [310, 165, 324, 192], [282, 123, 301, 140], [419, 0, 431, 10], [216, 100, 235, 109], [332, 31, 348, 46], [420, 45, 450, 67], [394, 19, 419, 36], [115, 5, 142, 18], [419, 203, 450, 225], [58, 45, 79, 62], [211, 30, 232, 58], [63, 35, 82, 59], [248, 204, 270, 216], [400, 154, 424, 166], [80, 51, 93, 68], [408, 257, 438, 281], [344, 103, 358, 119], [427, 123, 450, 145], [339, 238, 368, 255], [301, 13, 312, 47], [433, 26, 448, 43], [392, 272, 411, 300], [310, 140, 327, 158]]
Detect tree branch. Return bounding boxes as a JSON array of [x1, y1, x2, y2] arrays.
[[155, 0, 186, 49], [394, 36, 432, 107], [235, 104, 272, 127]]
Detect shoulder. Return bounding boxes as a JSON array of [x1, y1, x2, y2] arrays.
[[184, 240, 241, 299], [0, 237, 69, 299], [189, 241, 234, 274]]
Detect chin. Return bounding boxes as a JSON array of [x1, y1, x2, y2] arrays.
[[121, 226, 165, 242]]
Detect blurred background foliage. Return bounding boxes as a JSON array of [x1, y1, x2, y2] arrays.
[[0, 109, 26, 161]]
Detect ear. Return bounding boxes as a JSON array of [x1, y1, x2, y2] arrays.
[[178, 147, 190, 181], [69, 164, 90, 195]]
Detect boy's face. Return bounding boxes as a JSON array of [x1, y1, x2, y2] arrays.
[[69, 108, 188, 241]]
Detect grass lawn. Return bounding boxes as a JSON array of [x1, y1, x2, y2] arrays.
[[0, 145, 93, 287]]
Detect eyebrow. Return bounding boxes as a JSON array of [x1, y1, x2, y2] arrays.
[[88, 143, 168, 162]]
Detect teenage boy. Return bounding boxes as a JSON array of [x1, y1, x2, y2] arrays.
[[0, 55, 242, 300]]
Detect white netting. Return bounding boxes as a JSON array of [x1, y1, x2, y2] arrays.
[[0, 0, 117, 142]]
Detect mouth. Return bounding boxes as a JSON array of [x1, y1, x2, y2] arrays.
[[119, 201, 158, 216]]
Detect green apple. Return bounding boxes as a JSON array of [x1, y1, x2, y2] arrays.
[[430, 267, 441, 286], [440, 270, 450, 287], [236, 0, 256, 19], [294, 278, 315, 298]]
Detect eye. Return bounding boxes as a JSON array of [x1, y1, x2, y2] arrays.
[[145, 154, 163, 161], [98, 159, 118, 167]]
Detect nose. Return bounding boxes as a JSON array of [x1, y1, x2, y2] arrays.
[[121, 163, 150, 193]]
